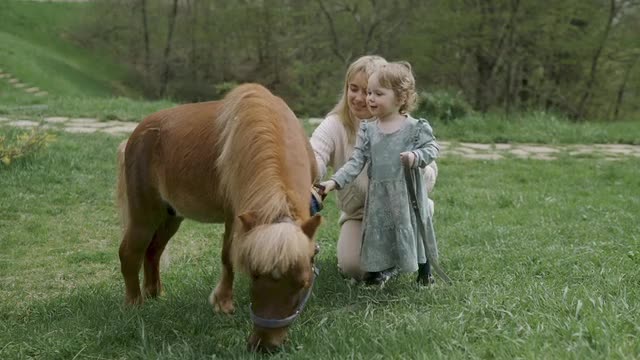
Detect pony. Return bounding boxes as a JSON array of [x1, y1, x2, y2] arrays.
[[116, 83, 322, 352]]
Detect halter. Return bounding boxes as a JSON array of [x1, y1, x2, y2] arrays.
[[249, 244, 320, 329]]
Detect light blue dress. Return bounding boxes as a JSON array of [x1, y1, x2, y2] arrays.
[[332, 116, 440, 273]]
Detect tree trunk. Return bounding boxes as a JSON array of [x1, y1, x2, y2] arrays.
[[160, 0, 179, 98], [576, 0, 616, 120], [613, 53, 639, 120], [140, 0, 151, 76]]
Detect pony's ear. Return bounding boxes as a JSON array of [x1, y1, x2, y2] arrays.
[[238, 212, 257, 231], [301, 214, 322, 239]]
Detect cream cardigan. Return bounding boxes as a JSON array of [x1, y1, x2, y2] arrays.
[[310, 114, 438, 224]]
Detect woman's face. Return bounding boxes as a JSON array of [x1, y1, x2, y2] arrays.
[[347, 71, 372, 120]]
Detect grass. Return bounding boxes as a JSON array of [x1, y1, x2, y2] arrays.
[[431, 112, 640, 145], [0, 0, 136, 99], [0, 94, 176, 122], [1, 128, 639, 359]]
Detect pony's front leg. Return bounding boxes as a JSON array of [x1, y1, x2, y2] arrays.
[[210, 217, 235, 314]]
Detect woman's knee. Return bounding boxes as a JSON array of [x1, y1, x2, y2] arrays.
[[337, 220, 365, 280]]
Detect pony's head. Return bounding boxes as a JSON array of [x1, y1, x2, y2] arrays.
[[232, 212, 322, 352]]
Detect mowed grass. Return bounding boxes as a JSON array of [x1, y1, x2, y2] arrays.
[[1, 128, 639, 359], [0, 0, 135, 99]]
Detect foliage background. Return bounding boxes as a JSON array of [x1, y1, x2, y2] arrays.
[[72, 0, 640, 120]]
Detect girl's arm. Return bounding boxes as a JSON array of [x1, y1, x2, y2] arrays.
[[330, 123, 370, 190], [411, 120, 439, 168]]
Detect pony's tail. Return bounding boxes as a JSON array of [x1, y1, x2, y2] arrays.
[[116, 140, 129, 234]]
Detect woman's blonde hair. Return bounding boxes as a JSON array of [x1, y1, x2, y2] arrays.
[[330, 55, 387, 143], [373, 61, 418, 114]]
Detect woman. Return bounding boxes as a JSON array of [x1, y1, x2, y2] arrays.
[[310, 55, 438, 281]]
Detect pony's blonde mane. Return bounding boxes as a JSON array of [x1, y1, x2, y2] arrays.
[[216, 84, 296, 223], [216, 84, 311, 274], [232, 223, 312, 275]]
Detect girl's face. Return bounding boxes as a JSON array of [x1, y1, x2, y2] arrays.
[[367, 74, 401, 120], [347, 71, 372, 120]]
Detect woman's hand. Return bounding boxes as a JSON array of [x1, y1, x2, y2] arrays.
[[400, 151, 416, 168], [318, 180, 337, 193]]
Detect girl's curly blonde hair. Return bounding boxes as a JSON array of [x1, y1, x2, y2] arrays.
[[373, 61, 418, 114]]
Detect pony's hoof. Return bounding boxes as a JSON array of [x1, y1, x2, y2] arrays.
[[209, 291, 235, 314], [125, 295, 144, 306], [143, 287, 162, 299]]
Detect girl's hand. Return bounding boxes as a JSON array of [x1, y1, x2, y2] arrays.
[[318, 180, 337, 193], [400, 151, 416, 168]]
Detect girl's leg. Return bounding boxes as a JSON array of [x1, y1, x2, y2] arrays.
[[337, 219, 365, 281]]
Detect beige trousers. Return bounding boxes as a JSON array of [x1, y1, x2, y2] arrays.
[[337, 199, 434, 280]]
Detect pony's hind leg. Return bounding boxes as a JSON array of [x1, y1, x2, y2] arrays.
[[119, 224, 157, 305], [210, 215, 235, 314], [143, 216, 183, 298]]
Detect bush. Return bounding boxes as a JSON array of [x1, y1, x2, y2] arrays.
[[0, 128, 55, 166], [415, 90, 472, 123]]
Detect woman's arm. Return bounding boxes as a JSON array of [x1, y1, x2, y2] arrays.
[[421, 161, 438, 194], [309, 116, 337, 181]]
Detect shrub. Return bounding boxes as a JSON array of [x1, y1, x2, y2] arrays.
[[0, 128, 55, 166], [415, 90, 472, 123]]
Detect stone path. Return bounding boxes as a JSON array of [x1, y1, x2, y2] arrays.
[[0, 116, 136, 136], [2, 115, 640, 161], [0, 68, 49, 97]]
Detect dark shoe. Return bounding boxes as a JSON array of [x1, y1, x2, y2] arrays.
[[417, 262, 435, 286], [381, 267, 398, 280], [364, 267, 397, 287], [364, 271, 384, 286]]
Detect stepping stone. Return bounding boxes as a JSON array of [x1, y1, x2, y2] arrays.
[[8, 120, 39, 128], [594, 144, 637, 154], [35, 91, 48, 97], [0, 74, 8, 79], [442, 150, 468, 157], [103, 120, 130, 127], [509, 148, 531, 157], [520, 145, 559, 153], [64, 127, 97, 134], [73, 122, 110, 128], [462, 153, 503, 160], [25, 87, 40, 93], [0, 117, 10, 122], [8, 78, 19, 84], [455, 147, 477, 154], [494, 144, 512, 150], [530, 153, 556, 160], [101, 125, 137, 134], [460, 142, 492, 150], [14, 83, 27, 89], [69, 118, 99, 125], [44, 117, 69, 123]]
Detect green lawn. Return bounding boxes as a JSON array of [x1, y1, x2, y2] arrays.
[[0, 0, 136, 99], [1, 128, 638, 359]]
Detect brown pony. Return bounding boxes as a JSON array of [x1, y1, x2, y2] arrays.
[[116, 83, 322, 351]]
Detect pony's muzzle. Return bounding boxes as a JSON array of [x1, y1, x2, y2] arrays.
[[247, 327, 288, 352]]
